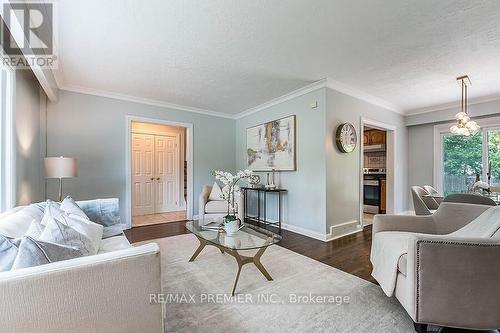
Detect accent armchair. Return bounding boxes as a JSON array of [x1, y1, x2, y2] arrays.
[[411, 186, 438, 215], [371, 202, 500, 332], [199, 184, 244, 221]]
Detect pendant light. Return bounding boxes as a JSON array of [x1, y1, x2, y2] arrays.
[[450, 75, 479, 136]]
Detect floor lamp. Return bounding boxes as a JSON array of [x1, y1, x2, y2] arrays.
[[44, 157, 78, 202]]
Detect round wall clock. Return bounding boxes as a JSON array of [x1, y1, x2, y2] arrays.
[[335, 123, 357, 153]]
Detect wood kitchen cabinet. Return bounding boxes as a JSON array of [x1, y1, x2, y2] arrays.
[[364, 129, 386, 145], [380, 179, 386, 213]]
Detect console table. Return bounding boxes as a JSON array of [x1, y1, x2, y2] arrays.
[[241, 187, 287, 232]]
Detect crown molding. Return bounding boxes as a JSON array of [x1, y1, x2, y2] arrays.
[[404, 93, 500, 116], [326, 78, 402, 114], [234, 79, 328, 119], [59, 85, 236, 119]]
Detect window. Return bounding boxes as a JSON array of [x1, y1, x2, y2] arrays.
[[435, 118, 500, 195], [0, 64, 15, 212]]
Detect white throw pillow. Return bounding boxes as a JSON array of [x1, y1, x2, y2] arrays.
[[41, 201, 63, 226], [0, 204, 45, 238], [59, 215, 103, 253], [25, 220, 45, 239], [208, 182, 224, 201], [60, 196, 89, 220], [39, 215, 103, 255]]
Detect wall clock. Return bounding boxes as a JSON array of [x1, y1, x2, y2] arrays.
[[335, 123, 357, 153]]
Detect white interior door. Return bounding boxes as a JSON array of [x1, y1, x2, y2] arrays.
[[155, 134, 180, 213], [131, 133, 155, 216]]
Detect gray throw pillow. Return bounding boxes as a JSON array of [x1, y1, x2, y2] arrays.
[[0, 235, 21, 272], [38, 217, 96, 256], [76, 198, 121, 227], [11, 236, 85, 270], [60, 196, 89, 220]]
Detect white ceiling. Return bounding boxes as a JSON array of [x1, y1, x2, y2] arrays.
[[55, 0, 500, 115]]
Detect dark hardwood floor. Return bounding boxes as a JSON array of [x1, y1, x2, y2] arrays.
[[124, 220, 498, 333]]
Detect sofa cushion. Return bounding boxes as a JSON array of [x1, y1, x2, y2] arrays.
[[205, 200, 230, 213], [39, 217, 97, 256], [98, 235, 131, 254], [208, 182, 224, 201], [397, 254, 407, 277], [0, 204, 45, 238], [60, 196, 89, 220], [11, 236, 86, 270], [0, 235, 21, 271]]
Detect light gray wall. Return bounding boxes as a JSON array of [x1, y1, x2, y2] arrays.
[[326, 89, 409, 231], [46, 90, 235, 223], [235, 88, 327, 235], [15, 70, 45, 205], [408, 124, 434, 189]]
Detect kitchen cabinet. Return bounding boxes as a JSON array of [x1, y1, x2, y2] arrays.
[[380, 179, 386, 212], [364, 129, 386, 145]]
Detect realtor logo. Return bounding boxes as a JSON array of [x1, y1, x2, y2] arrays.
[[1, 1, 57, 68]]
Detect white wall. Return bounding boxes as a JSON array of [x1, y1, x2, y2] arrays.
[[14, 70, 45, 205], [46, 90, 235, 224], [235, 88, 327, 237], [325, 89, 409, 233]]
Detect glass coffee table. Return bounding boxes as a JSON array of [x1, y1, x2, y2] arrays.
[[185, 220, 282, 296]]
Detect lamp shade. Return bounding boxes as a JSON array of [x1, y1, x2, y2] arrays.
[[44, 157, 78, 179]]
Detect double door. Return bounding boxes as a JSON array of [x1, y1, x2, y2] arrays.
[[132, 133, 180, 216]]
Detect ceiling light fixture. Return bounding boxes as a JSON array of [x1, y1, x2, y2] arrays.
[[450, 75, 479, 136]]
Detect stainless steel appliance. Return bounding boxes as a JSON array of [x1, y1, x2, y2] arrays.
[[363, 168, 386, 175], [364, 144, 386, 152], [363, 178, 380, 214]]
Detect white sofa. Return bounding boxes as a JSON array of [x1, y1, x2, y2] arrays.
[[0, 199, 163, 333]]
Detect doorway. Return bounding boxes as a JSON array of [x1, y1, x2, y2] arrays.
[[127, 119, 192, 227], [360, 118, 396, 227]]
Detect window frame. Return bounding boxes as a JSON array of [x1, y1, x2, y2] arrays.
[[0, 62, 16, 212], [433, 115, 500, 193]]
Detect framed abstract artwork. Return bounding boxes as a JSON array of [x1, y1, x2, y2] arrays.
[[246, 115, 296, 171]]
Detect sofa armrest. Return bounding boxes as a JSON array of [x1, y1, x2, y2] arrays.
[[412, 237, 500, 329], [0, 244, 163, 332], [199, 185, 212, 218], [372, 214, 435, 235]]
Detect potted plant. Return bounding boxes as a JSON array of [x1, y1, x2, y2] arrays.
[[213, 169, 253, 235]]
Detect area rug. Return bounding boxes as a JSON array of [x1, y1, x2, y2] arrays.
[[139, 234, 414, 333]]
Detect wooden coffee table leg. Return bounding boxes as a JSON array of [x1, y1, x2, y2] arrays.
[[188, 236, 208, 262]]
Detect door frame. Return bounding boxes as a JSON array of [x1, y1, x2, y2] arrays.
[[125, 115, 194, 229], [359, 117, 397, 227]]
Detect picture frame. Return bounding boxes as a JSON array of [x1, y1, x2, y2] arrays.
[[246, 115, 296, 171]]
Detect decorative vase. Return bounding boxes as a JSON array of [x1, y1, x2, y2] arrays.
[[224, 217, 240, 235]]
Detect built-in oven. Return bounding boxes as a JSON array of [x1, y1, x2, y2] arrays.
[[363, 177, 381, 214]]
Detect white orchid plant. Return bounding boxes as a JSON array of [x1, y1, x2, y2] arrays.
[[212, 169, 253, 221]]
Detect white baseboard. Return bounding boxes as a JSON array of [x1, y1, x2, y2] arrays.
[[328, 220, 362, 241], [281, 223, 330, 241]]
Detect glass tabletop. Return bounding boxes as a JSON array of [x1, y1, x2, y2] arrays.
[[185, 220, 282, 250]]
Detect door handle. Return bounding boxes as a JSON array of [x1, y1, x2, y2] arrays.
[[150, 177, 154, 181], [157, 177, 160, 181]]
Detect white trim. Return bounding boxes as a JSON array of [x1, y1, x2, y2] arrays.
[[433, 115, 500, 193], [328, 220, 363, 240], [327, 78, 402, 114], [234, 79, 328, 119], [61, 85, 235, 119], [405, 93, 500, 116], [125, 116, 194, 229], [281, 223, 330, 241], [359, 118, 397, 227]]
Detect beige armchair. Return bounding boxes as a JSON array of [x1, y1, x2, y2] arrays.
[[199, 184, 244, 221], [371, 202, 500, 332]]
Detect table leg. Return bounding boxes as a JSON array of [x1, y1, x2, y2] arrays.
[[263, 191, 267, 229], [188, 236, 208, 262], [253, 246, 273, 281]]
